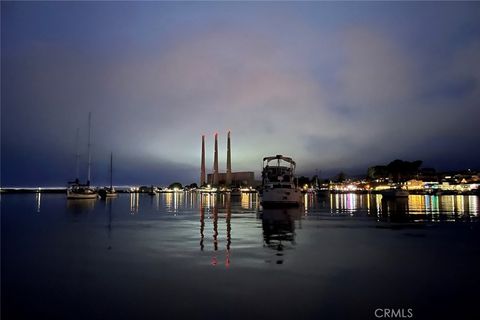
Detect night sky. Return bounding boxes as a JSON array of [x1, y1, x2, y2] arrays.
[[2, 2, 480, 187]]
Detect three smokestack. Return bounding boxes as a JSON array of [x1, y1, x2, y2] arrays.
[[200, 131, 233, 187]]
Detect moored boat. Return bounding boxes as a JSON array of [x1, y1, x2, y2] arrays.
[[381, 187, 409, 198], [261, 155, 302, 207], [99, 187, 117, 199], [148, 185, 158, 195], [99, 153, 117, 199], [67, 183, 98, 199], [67, 112, 98, 200]]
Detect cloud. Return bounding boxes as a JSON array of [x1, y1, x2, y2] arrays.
[[451, 40, 480, 101], [101, 27, 338, 164], [334, 27, 422, 108], [2, 3, 480, 186]]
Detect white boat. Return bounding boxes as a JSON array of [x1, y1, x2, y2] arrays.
[[381, 187, 409, 198], [67, 184, 98, 199], [99, 187, 117, 198], [261, 155, 302, 207], [67, 112, 98, 200]]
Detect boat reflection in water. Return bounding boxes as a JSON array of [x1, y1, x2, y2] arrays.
[[380, 196, 410, 222], [260, 208, 303, 264], [98, 197, 114, 250], [66, 198, 96, 212], [198, 192, 303, 266]]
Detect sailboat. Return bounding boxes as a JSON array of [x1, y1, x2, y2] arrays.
[[67, 112, 98, 200], [99, 152, 118, 199]]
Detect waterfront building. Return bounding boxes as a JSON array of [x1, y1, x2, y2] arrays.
[[201, 131, 257, 187], [207, 172, 255, 187]]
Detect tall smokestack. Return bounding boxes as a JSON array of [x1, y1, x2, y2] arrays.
[[213, 133, 219, 186], [86, 111, 92, 186], [200, 135, 206, 186], [226, 131, 232, 186]]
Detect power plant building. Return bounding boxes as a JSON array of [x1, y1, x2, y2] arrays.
[[201, 131, 255, 187], [207, 172, 255, 187]]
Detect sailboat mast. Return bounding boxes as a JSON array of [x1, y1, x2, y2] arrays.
[[110, 152, 113, 189], [87, 112, 92, 186], [75, 128, 80, 181]]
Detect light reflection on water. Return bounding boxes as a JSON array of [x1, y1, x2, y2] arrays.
[[305, 192, 478, 219], [59, 192, 479, 259], [35, 192, 41, 213], [29, 191, 480, 219], [3, 192, 480, 320], [129, 192, 139, 214]]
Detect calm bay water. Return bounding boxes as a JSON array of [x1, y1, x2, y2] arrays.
[[2, 192, 480, 320]]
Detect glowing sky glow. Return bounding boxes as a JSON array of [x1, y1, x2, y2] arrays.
[[2, 2, 480, 186]]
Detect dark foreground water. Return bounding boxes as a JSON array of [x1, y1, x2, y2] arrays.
[[2, 192, 480, 320]]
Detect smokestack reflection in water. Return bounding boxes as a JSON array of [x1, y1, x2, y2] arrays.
[[199, 193, 233, 267]]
